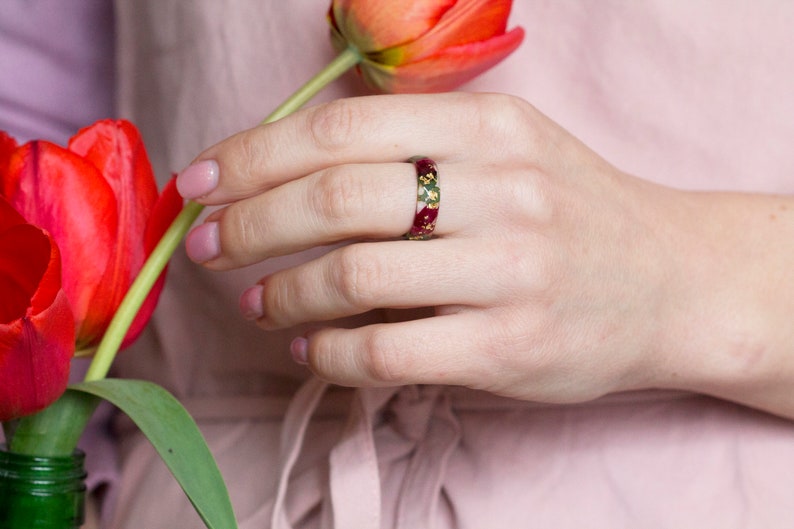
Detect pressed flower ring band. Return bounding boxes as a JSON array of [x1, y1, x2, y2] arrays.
[[403, 156, 440, 241]]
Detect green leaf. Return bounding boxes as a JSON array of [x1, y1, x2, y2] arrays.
[[69, 379, 238, 529]]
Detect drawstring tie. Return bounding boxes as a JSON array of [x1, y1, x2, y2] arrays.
[[271, 378, 462, 529]]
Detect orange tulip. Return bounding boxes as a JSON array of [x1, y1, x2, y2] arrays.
[[1, 121, 182, 351], [0, 196, 74, 421], [328, 0, 524, 93]]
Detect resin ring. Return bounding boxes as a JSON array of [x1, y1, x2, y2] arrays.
[[403, 156, 440, 240]]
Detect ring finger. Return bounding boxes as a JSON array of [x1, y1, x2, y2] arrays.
[[188, 160, 473, 269]]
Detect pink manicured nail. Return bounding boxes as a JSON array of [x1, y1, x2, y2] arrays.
[[290, 337, 308, 365], [176, 159, 219, 199], [239, 285, 264, 320], [185, 222, 220, 262]]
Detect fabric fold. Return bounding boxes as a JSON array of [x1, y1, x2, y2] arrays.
[[271, 377, 331, 529], [272, 381, 466, 528]]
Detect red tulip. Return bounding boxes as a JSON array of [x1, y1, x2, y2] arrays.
[[1, 121, 182, 351], [328, 0, 524, 93], [0, 196, 74, 421]]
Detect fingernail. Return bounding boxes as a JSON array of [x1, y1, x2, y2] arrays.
[[239, 285, 264, 320], [185, 222, 220, 262], [176, 159, 219, 199], [290, 337, 308, 365]]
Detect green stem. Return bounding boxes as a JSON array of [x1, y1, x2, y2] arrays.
[[8, 391, 98, 456], [6, 46, 362, 456], [84, 201, 205, 381], [265, 46, 361, 123]]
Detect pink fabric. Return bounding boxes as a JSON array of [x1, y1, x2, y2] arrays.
[[110, 1, 794, 527], [4, 0, 794, 527], [266, 384, 794, 528]]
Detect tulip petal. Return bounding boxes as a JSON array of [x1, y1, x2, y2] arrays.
[[0, 224, 50, 323], [398, 0, 517, 62], [0, 192, 26, 232], [0, 198, 74, 421], [333, 0, 456, 53], [3, 141, 117, 346], [0, 290, 74, 421], [68, 120, 165, 347], [0, 199, 38, 325], [0, 130, 17, 175], [0, 200, 45, 325], [362, 27, 525, 93], [69, 120, 160, 257], [69, 119, 158, 279]]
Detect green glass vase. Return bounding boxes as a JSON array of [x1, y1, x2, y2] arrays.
[[0, 446, 86, 528]]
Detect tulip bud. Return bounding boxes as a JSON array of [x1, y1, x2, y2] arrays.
[[329, 0, 524, 93]]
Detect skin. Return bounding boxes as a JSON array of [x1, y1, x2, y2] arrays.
[[178, 92, 794, 419]]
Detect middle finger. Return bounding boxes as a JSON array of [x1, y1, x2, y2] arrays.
[[187, 160, 474, 269]]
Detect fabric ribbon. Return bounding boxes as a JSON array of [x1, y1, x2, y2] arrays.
[[270, 379, 462, 529]]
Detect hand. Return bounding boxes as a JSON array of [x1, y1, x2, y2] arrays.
[[175, 92, 794, 408]]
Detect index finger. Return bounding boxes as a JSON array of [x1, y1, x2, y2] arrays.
[[175, 92, 524, 204]]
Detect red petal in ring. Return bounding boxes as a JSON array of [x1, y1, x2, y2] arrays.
[[403, 156, 439, 241]]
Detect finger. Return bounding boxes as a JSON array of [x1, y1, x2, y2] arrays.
[[199, 162, 415, 268], [241, 239, 513, 330], [299, 313, 492, 388], [177, 92, 525, 204], [192, 159, 476, 269]]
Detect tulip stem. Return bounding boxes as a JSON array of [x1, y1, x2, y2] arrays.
[[266, 46, 362, 123], [8, 391, 98, 456], [83, 201, 206, 381]]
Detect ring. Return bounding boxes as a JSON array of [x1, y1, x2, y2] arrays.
[[403, 156, 440, 240]]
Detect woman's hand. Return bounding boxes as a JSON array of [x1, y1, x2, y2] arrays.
[[176, 92, 794, 411]]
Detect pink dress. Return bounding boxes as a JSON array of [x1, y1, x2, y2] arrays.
[[5, 1, 794, 527]]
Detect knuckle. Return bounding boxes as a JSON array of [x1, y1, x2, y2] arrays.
[[478, 309, 545, 373], [471, 93, 522, 133], [221, 204, 267, 259], [312, 167, 362, 225], [499, 168, 555, 225], [477, 315, 518, 364], [500, 237, 559, 299], [307, 99, 364, 153], [361, 328, 406, 383], [469, 93, 542, 156], [333, 245, 384, 309], [233, 131, 271, 191]]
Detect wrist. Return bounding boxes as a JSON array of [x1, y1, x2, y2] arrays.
[[653, 191, 794, 416]]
